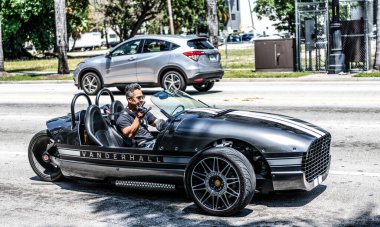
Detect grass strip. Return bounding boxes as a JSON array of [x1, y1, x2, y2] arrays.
[[0, 74, 73, 81], [354, 72, 380, 77], [4, 58, 85, 72]]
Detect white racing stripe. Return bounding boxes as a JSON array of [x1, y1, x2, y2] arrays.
[[189, 108, 220, 114], [228, 111, 324, 138]]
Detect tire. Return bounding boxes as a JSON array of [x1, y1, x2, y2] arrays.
[[116, 86, 126, 93], [185, 147, 255, 216], [193, 81, 215, 92], [28, 130, 63, 182], [161, 70, 186, 91], [81, 72, 102, 95]]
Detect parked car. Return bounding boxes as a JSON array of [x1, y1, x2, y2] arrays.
[[226, 34, 241, 43], [28, 88, 331, 216], [73, 35, 224, 95], [241, 33, 254, 42]]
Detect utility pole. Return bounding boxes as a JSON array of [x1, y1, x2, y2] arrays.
[[248, 0, 254, 32], [54, 0, 70, 74], [0, 16, 5, 72], [205, 0, 218, 48], [167, 0, 174, 35]]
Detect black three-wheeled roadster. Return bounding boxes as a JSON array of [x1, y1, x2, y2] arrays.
[[28, 88, 331, 216]]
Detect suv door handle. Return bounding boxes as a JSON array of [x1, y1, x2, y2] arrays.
[[127, 57, 136, 61]]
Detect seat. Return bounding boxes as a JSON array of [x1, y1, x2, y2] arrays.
[[85, 105, 132, 147], [109, 100, 124, 126]]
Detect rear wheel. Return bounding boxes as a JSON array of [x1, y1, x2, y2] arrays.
[[185, 147, 255, 216], [193, 81, 215, 92], [81, 72, 102, 95], [28, 130, 63, 182], [161, 71, 186, 91]]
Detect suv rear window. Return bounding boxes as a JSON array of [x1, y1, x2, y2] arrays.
[[187, 39, 214, 49]]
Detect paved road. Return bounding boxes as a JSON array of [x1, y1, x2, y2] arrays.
[[0, 81, 379, 226]]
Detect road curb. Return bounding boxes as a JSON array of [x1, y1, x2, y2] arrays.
[[1, 77, 380, 84], [221, 77, 380, 82]]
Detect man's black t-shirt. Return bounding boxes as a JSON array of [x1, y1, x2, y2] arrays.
[[116, 107, 157, 140]]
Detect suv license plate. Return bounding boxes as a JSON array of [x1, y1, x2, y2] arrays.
[[209, 55, 217, 61]]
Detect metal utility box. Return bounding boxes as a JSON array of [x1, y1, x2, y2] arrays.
[[255, 38, 295, 72]]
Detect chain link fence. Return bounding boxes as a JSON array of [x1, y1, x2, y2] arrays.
[[295, 1, 329, 72], [340, 0, 374, 71], [295, 0, 375, 72]]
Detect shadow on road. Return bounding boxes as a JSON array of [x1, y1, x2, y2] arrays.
[[253, 185, 327, 207], [27, 177, 380, 225]]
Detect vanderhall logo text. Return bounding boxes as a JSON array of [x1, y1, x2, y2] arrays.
[[80, 151, 163, 163]]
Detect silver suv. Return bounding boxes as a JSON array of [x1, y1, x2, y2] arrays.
[[73, 35, 224, 95]]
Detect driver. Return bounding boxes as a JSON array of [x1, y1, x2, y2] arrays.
[[116, 83, 163, 148]]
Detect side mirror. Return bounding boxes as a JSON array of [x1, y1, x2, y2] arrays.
[[105, 51, 111, 58]]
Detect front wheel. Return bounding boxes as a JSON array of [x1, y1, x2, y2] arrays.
[[81, 72, 102, 95], [185, 147, 255, 216], [161, 71, 186, 91], [193, 81, 215, 92], [28, 130, 63, 182]]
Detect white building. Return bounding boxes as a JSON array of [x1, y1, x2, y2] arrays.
[[226, 0, 279, 36]]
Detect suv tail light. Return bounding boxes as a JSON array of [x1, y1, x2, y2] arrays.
[[183, 51, 205, 61]]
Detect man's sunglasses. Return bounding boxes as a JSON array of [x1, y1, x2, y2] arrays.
[[134, 95, 145, 100]]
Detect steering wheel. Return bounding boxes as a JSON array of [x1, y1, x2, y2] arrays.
[[171, 104, 185, 115]]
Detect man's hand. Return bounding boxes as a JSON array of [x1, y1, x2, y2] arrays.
[[136, 101, 152, 119]]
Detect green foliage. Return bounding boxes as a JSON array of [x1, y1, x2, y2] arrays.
[[67, 0, 90, 40], [160, 0, 229, 34], [254, 0, 295, 33], [102, 0, 166, 40], [0, 0, 55, 58], [0, 0, 89, 59]]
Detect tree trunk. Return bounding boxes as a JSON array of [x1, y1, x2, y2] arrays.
[[0, 17, 5, 72], [54, 0, 70, 74], [205, 0, 219, 49], [374, 0, 380, 69]]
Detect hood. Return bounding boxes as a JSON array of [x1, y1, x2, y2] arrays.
[[186, 108, 327, 139], [181, 108, 329, 153]]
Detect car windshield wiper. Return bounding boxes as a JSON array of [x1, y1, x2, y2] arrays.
[[212, 109, 234, 118]]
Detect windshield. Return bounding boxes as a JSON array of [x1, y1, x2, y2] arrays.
[[151, 90, 208, 116]]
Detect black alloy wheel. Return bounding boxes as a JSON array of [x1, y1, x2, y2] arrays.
[[28, 130, 63, 182], [185, 147, 255, 216]]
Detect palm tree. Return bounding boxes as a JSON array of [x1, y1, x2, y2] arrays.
[[374, 0, 380, 69], [54, 0, 69, 74], [0, 16, 5, 73], [205, 0, 218, 48]]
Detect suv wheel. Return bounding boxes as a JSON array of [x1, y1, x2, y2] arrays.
[[81, 72, 102, 95], [161, 71, 186, 91], [193, 81, 215, 92]]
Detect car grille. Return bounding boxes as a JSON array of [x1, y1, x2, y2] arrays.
[[302, 134, 331, 183]]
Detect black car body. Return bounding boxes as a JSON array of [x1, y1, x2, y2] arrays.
[[29, 89, 331, 216]]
